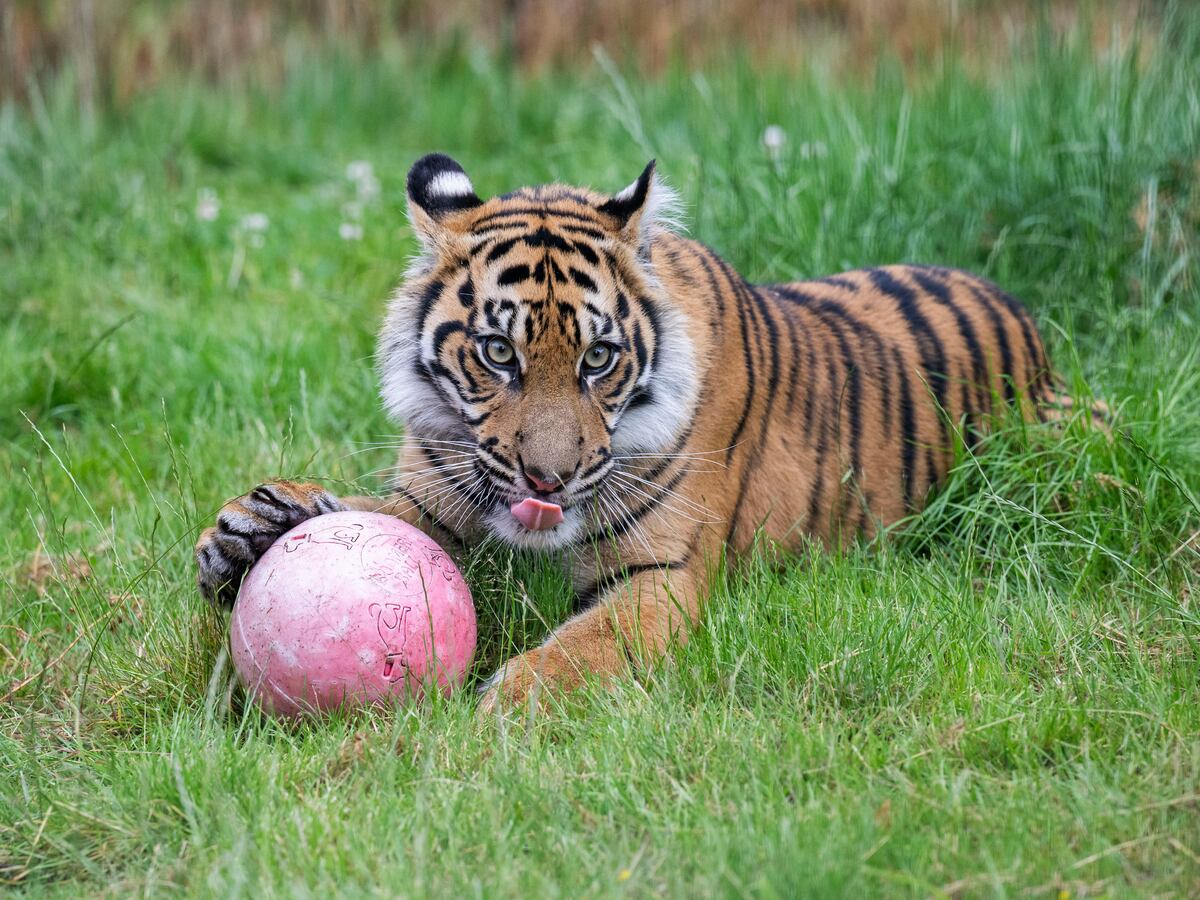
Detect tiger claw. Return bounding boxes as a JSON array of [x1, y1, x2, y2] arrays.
[[194, 481, 343, 607]]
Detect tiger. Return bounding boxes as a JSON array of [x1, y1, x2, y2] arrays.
[[195, 152, 1096, 713]]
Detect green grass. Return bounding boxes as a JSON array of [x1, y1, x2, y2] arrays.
[[3, 15, 1200, 897]]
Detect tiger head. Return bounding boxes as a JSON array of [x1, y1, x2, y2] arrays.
[[378, 153, 699, 549]]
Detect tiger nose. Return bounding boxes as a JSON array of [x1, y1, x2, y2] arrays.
[[521, 460, 569, 494]]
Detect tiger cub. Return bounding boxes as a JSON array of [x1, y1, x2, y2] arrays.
[[196, 153, 1085, 711]]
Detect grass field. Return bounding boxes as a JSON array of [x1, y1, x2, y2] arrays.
[[3, 11, 1200, 897]]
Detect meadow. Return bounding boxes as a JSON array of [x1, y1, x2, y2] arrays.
[[2, 11, 1199, 897]]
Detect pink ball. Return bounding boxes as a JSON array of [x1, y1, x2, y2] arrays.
[[230, 511, 476, 717]]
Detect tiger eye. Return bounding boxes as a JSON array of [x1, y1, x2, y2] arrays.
[[582, 343, 613, 372], [484, 337, 516, 367]]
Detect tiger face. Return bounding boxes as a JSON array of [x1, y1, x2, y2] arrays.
[[378, 154, 699, 550]]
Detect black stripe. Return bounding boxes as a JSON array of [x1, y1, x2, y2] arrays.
[[475, 456, 512, 484], [524, 226, 573, 253], [414, 278, 445, 335], [604, 361, 637, 399], [483, 237, 519, 262], [573, 240, 600, 263], [682, 243, 726, 319], [797, 290, 894, 435], [694, 250, 754, 466], [630, 319, 649, 372], [890, 345, 919, 511], [908, 267, 990, 428], [569, 267, 597, 292], [867, 268, 952, 454], [428, 360, 476, 406], [455, 347, 480, 393], [615, 291, 630, 318], [984, 280, 1049, 389], [472, 206, 601, 229], [457, 275, 476, 309], [629, 423, 696, 482], [577, 454, 611, 481], [561, 224, 607, 239], [777, 296, 804, 415], [625, 386, 653, 410], [775, 290, 869, 447], [805, 350, 836, 536], [498, 264, 530, 286], [470, 222, 525, 238], [818, 276, 860, 292], [964, 281, 1016, 405], [778, 297, 821, 432], [728, 273, 782, 538], [784, 290, 863, 533], [430, 320, 467, 355]]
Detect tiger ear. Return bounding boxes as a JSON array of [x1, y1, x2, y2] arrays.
[[406, 153, 484, 250], [597, 160, 681, 258]]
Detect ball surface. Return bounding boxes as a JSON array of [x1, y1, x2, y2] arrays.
[[230, 511, 476, 717]]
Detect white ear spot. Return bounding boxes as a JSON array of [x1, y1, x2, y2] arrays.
[[613, 180, 639, 203], [426, 171, 476, 198]]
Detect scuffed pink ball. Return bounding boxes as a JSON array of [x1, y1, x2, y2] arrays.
[[230, 511, 476, 717]]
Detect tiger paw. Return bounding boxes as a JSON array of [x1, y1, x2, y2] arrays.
[[194, 481, 344, 607], [477, 651, 571, 717]]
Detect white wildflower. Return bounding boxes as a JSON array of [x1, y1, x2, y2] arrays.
[[339, 222, 364, 241], [346, 160, 374, 182], [346, 159, 381, 202], [196, 188, 220, 221], [238, 212, 269, 248], [761, 125, 787, 157], [357, 176, 381, 202], [240, 212, 269, 232], [341, 201, 363, 222]]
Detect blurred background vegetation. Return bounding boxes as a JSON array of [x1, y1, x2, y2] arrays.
[[1, 0, 1159, 112]]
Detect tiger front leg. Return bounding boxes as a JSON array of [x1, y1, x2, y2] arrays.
[[194, 439, 471, 606], [194, 483, 426, 607], [477, 564, 704, 715], [194, 481, 347, 606]]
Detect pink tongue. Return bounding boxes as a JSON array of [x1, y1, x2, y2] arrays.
[[510, 497, 564, 531]]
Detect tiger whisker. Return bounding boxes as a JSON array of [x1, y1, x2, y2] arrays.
[[612, 459, 724, 476], [612, 450, 730, 463], [348, 436, 475, 449], [386, 486, 472, 525], [360, 461, 478, 484], [369, 459, 479, 477], [597, 483, 661, 566], [376, 436, 478, 449], [437, 472, 488, 530], [608, 477, 720, 526], [343, 446, 476, 467], [609, 469, 717, 519], [386, 472, 474, 513], [612, 441, 742, 460], [452, 474, 497, 532]]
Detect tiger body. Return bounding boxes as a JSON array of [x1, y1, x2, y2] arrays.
[[196, 154, 1061, 711]]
